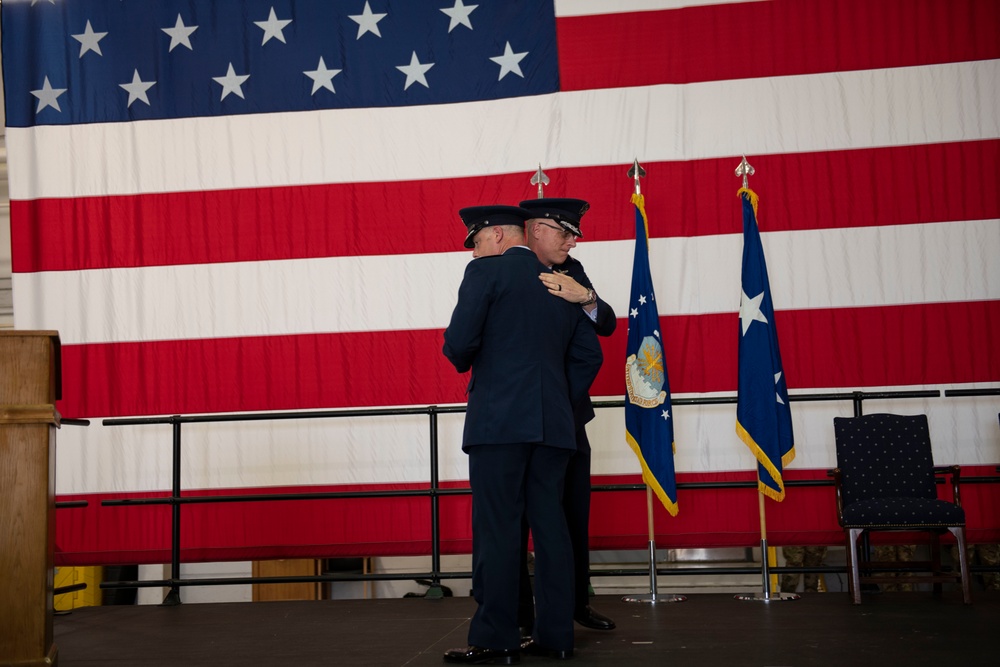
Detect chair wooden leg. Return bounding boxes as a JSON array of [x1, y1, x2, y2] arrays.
[[846, 528, 863, 604], [949, 526, 972, 604]]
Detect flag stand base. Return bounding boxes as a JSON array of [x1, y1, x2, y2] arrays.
[[735, 538, 800, 602], [733, 591, 800, 602], [622, 592, 688, 604], [621, 540, 687, 604]]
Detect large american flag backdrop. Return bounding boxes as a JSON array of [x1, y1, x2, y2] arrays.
[[3, 0, 998, 566]]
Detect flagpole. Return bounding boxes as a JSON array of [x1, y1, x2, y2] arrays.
[[732, 156, 799, 602], [757, 492, 778, 594], [621, 158, 685, 605]]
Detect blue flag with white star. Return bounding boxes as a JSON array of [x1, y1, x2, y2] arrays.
[[736, 188, 795, 501], [624, 193, 678, 516]]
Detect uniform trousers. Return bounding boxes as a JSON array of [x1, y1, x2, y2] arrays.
[[564, 428, 593, 607], [518, 427, 592, 630], [468, 443, 575, 652]]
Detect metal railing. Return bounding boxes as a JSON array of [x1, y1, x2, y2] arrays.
[[80, 387, 1000, 603]]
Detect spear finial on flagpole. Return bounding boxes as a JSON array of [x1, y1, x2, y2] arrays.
[[628, 158, 646, 195], [530, 164, 549, 198], [735, 155, 754, 189]]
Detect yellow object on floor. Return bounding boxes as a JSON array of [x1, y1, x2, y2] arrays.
[[54, 566, 103, 611]]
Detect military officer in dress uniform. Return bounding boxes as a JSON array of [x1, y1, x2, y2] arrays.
[[442, 205, 604, 664], [518, 197, 618, 634]]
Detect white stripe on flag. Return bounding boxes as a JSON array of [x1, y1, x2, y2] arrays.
[[553, 0, 768, 17], [16, 219, 999, 345], [8, 60, 999, 200], [54, 383, 999, 494]]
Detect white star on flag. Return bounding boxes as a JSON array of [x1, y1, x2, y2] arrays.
[[489, 41, 527, 80], [440, 0, 478, 32], [304, 57, 342, 95], [30, 76, 67, 113], [72, 20, 108, 58], [638, 294, 647, 305], [739, 289, 768, 335], [630, 308, 638, 317], [349, 1, 387, 39], [661, 409, 670, 421], [162, 15, 198, 52], [774, 371, 785, 405], [119, 70, 156, 107], [255, 7, 292, 45], [213, 63, 250, 101], [396, 52, 434, 90]]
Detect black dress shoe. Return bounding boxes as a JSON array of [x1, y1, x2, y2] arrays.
[[443, 645, 519, 665], [573, 605, 616, 630], [522, 639, 574, 660]]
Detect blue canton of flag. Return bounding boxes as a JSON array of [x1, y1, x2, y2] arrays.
[[736, 188, 795, 501], [624, 193, 678, 516], [2, 0, 558, 128]]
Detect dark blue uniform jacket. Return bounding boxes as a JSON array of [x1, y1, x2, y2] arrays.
[[443, 247, 603, 452]]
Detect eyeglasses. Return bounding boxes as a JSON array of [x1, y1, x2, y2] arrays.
[[536, 221, 575, 241]]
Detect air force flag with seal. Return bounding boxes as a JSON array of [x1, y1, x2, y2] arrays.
[[624, 193, 678, 516], [735, 187, 795, 501]]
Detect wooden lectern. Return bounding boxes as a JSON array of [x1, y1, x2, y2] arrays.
[[0, 331, 62, 667]]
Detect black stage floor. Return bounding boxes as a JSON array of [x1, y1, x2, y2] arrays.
[[53, 591, 996, 667]]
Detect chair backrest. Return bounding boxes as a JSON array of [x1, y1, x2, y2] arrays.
[[833, 413, 938, 506]]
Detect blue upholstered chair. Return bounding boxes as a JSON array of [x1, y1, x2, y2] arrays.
[[832, 413, 971, 604]]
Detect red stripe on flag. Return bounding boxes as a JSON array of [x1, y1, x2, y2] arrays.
[[57, 300, 1000, 418], [53, 467, 1000, 566], [576, 300, 1000, 399], [649, 300, 1000, 396], [53, 483, 474, 566], [557, 0, 1000, 90], [58, 329, 466, 418], [13, 140, 999, 272]]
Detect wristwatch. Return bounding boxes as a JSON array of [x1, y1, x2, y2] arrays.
[[581, 289, 597, 306]]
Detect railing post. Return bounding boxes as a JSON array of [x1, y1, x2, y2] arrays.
[[852, 391, 864, 417], [163, 417, 183, 606], [849, 395, 876, 585], [424, 407, 446, 599]]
